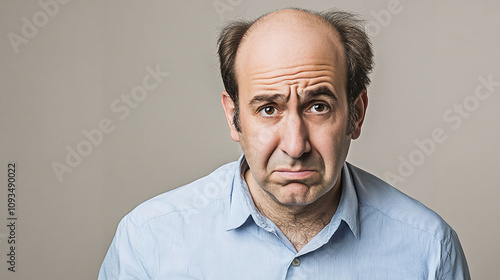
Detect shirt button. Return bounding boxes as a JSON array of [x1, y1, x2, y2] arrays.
[[292, 258, 300, 267]]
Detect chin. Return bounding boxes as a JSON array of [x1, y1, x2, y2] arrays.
[[275, 183, 319, 205]]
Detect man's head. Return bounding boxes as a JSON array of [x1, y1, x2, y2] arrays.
[[218, 8, 374, 134], [218, 8, 373, 207]]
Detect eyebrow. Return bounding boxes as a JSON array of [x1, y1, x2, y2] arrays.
[[248, 93, 287, 106], [302, 86, 338, 101], [248, 86, 338, 106]]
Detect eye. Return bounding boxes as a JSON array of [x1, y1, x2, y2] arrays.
[[309, 103, 329, 113], [259, 106, 278, 117]]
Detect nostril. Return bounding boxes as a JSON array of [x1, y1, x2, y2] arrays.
[[280, 133, 311, 159]]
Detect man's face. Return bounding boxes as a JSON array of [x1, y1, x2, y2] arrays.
[[222, 11, 366, 207]]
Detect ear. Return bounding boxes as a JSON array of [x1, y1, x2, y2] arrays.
[[221, 91, 240, 142], [351, 89, 368, 140]]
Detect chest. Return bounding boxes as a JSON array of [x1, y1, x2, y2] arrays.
[[149, 224, 438, 279]]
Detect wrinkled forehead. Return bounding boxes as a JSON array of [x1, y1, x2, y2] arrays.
[[235, 10, 347, 85]]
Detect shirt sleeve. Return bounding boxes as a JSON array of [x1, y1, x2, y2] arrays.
[[438, 229, 471, 280], [98, 215, 151, 279]]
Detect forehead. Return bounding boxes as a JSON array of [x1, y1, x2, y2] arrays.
[[235, 10, 346, 94]]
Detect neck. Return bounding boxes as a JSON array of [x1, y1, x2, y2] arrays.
[[245, 170, 342, 251]]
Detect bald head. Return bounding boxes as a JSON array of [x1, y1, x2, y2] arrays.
[[236, 9, 346, 86], [244, 8, 334, 37]]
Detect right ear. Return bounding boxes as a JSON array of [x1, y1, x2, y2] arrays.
[[221, 91, 240, 142]]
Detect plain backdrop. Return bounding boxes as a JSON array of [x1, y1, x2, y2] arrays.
[[1, 0, 499, 279]]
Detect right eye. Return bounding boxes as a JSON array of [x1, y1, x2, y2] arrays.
[[259, 106, 278, 117]]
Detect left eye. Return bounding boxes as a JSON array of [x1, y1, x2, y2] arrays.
[[310, 104, 328, 113]]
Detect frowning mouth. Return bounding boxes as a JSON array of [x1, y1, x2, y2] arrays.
[[273, 169, 317, 180]]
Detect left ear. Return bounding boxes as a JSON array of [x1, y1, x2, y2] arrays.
[[351, 89, 368, 140]]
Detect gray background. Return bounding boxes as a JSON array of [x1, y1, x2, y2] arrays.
[[1, 0, 499, 279]]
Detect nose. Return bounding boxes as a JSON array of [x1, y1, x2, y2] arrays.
[[278, 112, 311, 159]]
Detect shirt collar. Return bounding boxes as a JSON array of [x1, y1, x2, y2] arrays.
[[225, 155, 360, 238], [225, 154, 255, 230], [333, 162, 360, 238]]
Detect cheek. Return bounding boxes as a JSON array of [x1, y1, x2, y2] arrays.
[[310, 122, 349, 165], [239, 118, 279, 164], [249, 126, 279, 159]]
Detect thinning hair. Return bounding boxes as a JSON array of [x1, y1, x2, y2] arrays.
[[217, 8, 374, 133]]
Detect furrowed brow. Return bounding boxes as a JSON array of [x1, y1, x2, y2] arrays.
[[248, 93, 287, 106], [302, 87, 338, 101]]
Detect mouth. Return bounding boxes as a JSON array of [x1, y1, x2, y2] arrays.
[[273, 169, 316, 180]]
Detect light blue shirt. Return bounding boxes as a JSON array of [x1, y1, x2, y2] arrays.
[[99, 155, 470, 279]]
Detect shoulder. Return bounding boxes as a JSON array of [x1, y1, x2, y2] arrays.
[[346, 162, 453, 241], [123, 160, 239, 228]]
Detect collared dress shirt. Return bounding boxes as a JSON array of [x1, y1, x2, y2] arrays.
[[99, 155, 470, 279]]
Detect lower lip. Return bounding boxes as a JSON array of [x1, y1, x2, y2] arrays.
[[274, 170, 315, 180]]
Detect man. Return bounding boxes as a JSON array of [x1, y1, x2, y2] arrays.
[[99, 8, 470, 279]]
